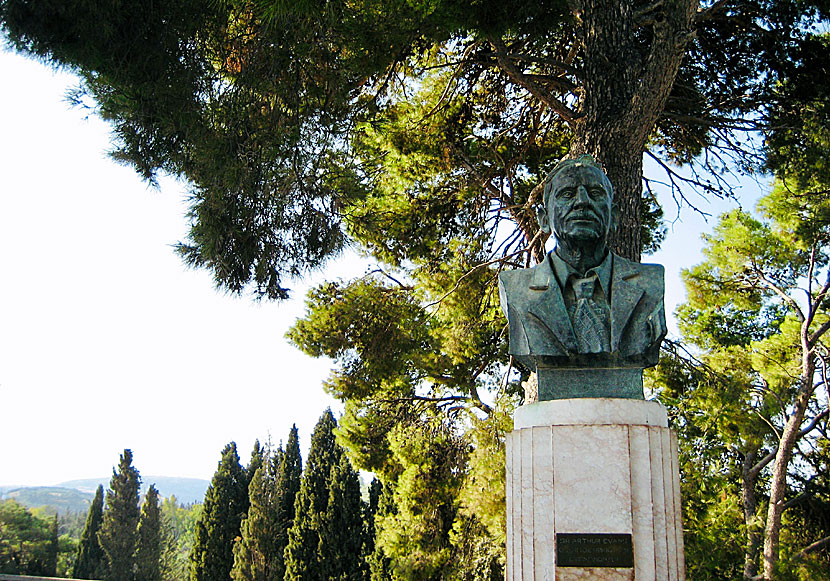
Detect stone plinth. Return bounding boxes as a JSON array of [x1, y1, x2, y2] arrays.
[[506, 399, 685, 580]]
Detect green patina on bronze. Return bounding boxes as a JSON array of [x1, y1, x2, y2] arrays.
[[499, 156, 666, 400]]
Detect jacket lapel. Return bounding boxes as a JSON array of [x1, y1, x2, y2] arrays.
[[526, 259, 578, 352], [610, 256, 644, 350]]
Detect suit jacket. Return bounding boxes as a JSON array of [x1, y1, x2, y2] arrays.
[[498, 252, 666, 370]]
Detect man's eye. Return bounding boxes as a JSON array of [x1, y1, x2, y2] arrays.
[[560, 189, 575, 198], [590, 188, 605, 198]]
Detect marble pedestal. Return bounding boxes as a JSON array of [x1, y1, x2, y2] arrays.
[[505, 399, 685, 580]]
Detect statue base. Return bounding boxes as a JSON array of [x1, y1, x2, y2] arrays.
[[536, 367, 643, 400], [505, 399, 685, 580]]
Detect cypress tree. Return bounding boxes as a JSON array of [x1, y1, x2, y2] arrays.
[[321, 452, 365, 579], [74, 484, 106, 579], [231, 458, 280, 581], [230, 426, 303, 581], [272, 425, 301, 581], [284, 410, 365, 580], [45, 514, 58, 576], [190, 442, 249, 581], [367, 480, 395, 581], [246, 440, 264, 490], [135, 485, 162, 581], [99, 449, 141, 581]]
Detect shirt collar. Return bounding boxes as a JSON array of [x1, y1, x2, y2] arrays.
[[549, 250, 613, 297]]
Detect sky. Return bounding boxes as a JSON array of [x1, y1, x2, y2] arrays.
[[0, 49, 768, 488]]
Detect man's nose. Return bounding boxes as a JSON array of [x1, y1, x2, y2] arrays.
[[574, 185, 591, 204]]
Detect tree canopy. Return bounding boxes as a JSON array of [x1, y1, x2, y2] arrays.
[[652, 178, 830, 578], [2, 0, 827, 297]]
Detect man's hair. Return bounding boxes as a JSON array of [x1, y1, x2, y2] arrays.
[[542, 155, 613, 209]]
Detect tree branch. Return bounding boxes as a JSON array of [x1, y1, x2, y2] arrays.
[[748, 409, 829, 478], [751, 266, 805, 323], [486, 36, 578, 123], [795, 535, 830, 558]]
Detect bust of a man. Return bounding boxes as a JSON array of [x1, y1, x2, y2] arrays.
[[498, 156, 666, 399]]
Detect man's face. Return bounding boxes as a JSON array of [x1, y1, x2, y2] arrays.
[[546, 165, 613, 246]]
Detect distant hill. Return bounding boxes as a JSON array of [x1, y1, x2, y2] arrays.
[[58, 476, 210, 505], [1, 486, 94, 514], [0, 477, 209, 514]]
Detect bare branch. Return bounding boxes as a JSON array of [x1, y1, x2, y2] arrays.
[[363, 268, 413, 290], [424, 250, 526, 310], [795, 535, 830, 558], [808, 266, 830, 345], [487, 36, 578, 123], [748, 409, 829, 478], [499, 52, 582, 79], [750, 266, 805, 323], [748, 448, 777, 480]]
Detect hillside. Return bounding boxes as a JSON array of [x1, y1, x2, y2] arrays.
[[58, 476, 209, 504], [1, 476, 209, 514], [0, 486, 94, 514]]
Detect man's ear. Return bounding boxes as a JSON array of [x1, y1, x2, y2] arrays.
[[536, 206, 551, 235], [610, 204, 619, 235]]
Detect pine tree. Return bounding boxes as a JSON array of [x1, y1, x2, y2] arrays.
[[99, 449, 141, 581], [284, 410, 365, 580], [74, 485, 105, 579], [136, 485, 162, 581], [189, 442, 249, 581]]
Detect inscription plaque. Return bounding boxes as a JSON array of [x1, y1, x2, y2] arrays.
[[556, 533, 634, 568]]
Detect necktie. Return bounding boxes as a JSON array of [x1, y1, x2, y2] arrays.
[[569, 273, 607, 353]]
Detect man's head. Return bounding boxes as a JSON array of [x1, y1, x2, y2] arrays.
[[538, 155, 614, 249]]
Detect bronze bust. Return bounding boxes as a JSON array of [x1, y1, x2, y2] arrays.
[[498, 156, 666, 399]]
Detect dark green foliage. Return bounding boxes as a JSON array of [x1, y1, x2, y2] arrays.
[[231, 428, 301, 581], [0, 499, 60, 576], [366, 481, 393, 581], [136, 485, 162, 581], [44, 515, 58, 576], [765, 34, 830, 189], [190, 442, 249, 581], [74, 484, 106, 579], [231, 462, 278, 581], [284, 410, 365, 580], [99, 449, 142, 581], [288, 264, 511, 578], [370, 414, 468, 579], [650, 353, 748, 579], [5, 0, 822, 295], [322, 452, 365, 580], [245, 440, 265, 491], [272, 425, 302, 581], [362, 479, 382, 571]]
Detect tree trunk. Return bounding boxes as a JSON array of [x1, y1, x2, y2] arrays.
[[742, 450, 762, 579], [569, 0, 697, 261], [762, 359, 815, 579]]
